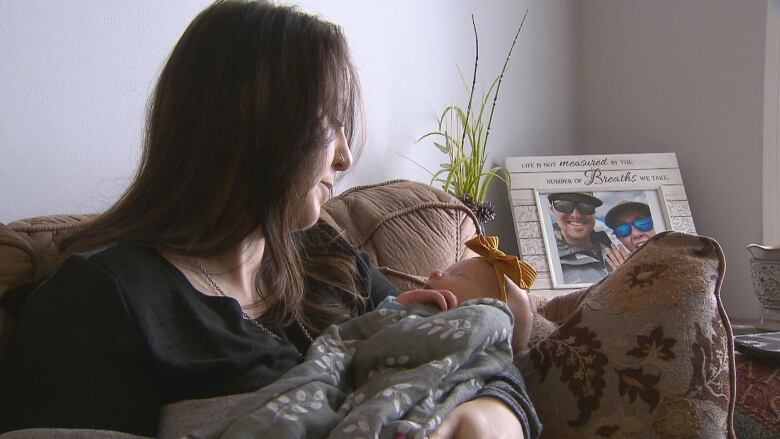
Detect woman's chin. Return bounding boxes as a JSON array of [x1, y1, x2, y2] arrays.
[[295, 189, 329, 230], [294, 206, 321, 230]]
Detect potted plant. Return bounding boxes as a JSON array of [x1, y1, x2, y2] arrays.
[[418, 11, 527, 227]]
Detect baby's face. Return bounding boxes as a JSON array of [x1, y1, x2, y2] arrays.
[[424, 258, 501, 303], [425, 257, 533, 354]]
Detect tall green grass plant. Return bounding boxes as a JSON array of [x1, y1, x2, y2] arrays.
[[418, 11, 527, 203]]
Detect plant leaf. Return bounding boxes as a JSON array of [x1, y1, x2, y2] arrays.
[[433, 142, 449, 154], [416, 131, 445, 142]]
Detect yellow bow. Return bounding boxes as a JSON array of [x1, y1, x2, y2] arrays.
[[465, 235, 537, 302]]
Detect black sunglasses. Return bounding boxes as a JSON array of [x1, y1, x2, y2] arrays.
[[552, 199, 597, 215]]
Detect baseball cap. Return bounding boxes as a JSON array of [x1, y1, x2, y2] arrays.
[[604, 201, 651, 229], [547, 192, 603, 207]]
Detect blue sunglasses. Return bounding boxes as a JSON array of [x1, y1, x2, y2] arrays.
[[612, 217, 654, 238]]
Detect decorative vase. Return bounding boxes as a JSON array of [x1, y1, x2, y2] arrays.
[[747, 243, 780, 331]]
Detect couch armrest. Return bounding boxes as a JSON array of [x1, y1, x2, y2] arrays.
[[322, 180, 481, 283]]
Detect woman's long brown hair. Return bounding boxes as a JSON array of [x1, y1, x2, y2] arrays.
[[59, 0, 365, 328]]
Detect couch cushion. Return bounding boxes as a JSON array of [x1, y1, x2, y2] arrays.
[[322, 179, 481, 286], [517, 231, 735, 438], [157, 393, 256, 439]]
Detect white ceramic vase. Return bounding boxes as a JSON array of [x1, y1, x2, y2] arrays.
[[747, 243, 780, 331]]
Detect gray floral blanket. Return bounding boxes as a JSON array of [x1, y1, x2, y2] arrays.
[[188, 298, 514, 439]]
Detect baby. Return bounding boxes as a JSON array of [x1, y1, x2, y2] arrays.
[[390, 234, 537, 355]]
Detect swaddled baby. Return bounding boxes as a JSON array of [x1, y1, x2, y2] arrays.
[[189, 235, 538, 439]]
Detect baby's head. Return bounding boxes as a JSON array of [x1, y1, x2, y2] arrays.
[[424, 257, 534, 354]]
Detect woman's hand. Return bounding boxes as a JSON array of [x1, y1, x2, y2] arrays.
[[604, 243, 631, 271], [395, 289, 458, 310], [430, 397, 524, 439]]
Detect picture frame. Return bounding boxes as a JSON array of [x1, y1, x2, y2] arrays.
[[505, 153, 695, 297]]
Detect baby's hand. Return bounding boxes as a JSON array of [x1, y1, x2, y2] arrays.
[[395, 289, 458, 311]]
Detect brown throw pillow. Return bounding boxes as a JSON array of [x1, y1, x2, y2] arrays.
[[517, 231, 735, 438]]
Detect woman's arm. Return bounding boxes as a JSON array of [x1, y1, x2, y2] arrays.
[[0, 257, 160, 436], [469, 365, 542, 439], [432, 397, 526, 439]]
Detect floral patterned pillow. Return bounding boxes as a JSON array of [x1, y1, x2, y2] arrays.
[[517, 232, 736, 438]]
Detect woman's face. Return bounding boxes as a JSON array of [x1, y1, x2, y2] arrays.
[[615, 210, 656, 252], [297, 125, 352, 229], [550, 197, 596, 246]]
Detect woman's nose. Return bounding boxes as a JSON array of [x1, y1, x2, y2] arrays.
[[333, 127, 352, 172]]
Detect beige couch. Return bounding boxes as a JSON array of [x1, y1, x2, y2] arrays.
[[0, 180, 736, 438]]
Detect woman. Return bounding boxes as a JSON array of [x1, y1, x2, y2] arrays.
[[0, 1, 540, 438]]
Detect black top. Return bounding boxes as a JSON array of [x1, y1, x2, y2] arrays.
[[0, 222, 541, 438]]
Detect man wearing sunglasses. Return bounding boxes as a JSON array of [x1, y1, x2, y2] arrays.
[[604, 201, 657, 253], [548, 192, 614, 284]]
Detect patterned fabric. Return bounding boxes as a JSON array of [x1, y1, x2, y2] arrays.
[[189, 299, 514, 439], [734, 353, 780, 438], [517, 232, 736, 438]]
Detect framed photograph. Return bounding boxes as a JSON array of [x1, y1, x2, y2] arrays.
[[506, 153, 695, 296]]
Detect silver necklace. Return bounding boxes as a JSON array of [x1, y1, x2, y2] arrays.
[[198, 263, 313, 343]]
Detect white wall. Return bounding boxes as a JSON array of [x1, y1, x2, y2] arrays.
[[575, 0, 768, 320], [0, 0, 214, 217], [0, 0, 576, 256], [764, 0, 780, 246]]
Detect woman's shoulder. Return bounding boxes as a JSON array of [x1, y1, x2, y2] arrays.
[[61, 245, 168, 284], [13, 246, 166, 323], [47, 245, 184, 302], [80, 244, 165, 270]]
